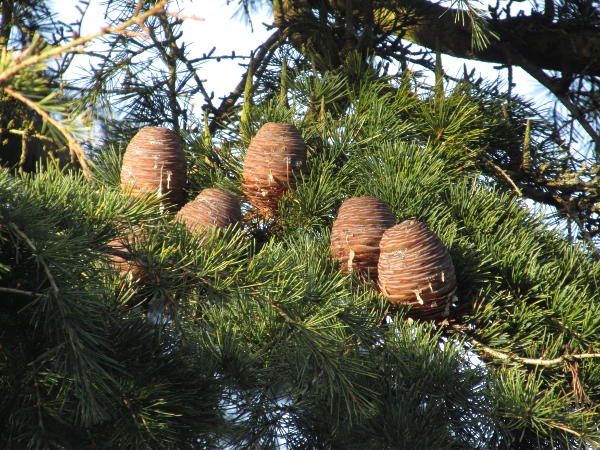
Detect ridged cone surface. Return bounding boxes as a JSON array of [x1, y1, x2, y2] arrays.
[[378, 220, 457, 320], [330, 196, 395, 280], [242, 122, 307, 211], [120, 127, 187, 207], [107, 227, 147, 282], [175, 188, 242, 233]]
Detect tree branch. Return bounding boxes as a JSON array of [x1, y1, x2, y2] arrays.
[[0, 0, 172, 182], [258, 293, 295, 324], [276, 0, 600, 77], [3, 218, 60, 293], [4, 87, 93, 181], [0, 0, 170, 86], [479, 153, 523, 197], [0, 287, 41, 297], [471, 337, 600, 366], [209, 29, 285, 133], [379, 0, 600, 77], [32, 364, 47, 438], [495, 43, 600, 153]]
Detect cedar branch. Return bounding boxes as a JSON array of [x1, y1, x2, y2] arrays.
[[209, 29, 285, 133], [0, 0, 172, 182], [4, 87, 93, 181], [471, 338, 600, 366], [0, 0, 170, 86], [4, 218, 60, 293]]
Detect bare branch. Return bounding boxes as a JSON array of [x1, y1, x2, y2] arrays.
[[0, 287, 41, 297], [479, 153, 524, 197], [471, 337, 600, 366], [497, 43, 600, 153], [209, 29, 286, 133], [0, 0, 170, 86]]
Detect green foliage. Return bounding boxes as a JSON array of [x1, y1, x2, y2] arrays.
[[451, 0, 500, 51], [3, 2, 600, 448]]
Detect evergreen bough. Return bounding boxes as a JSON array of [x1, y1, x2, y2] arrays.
[[1, 3, 600, 446], [2, 70, 600, 448]]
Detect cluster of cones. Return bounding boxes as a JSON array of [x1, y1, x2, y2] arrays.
[[330, 197, 457, 321], [109, 127, 241, 282], [109, 123, 458, 321]]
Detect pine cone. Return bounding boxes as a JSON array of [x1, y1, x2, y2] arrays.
[[330, 196, 395, 281], [378, 220, 457, 320], [175, 188, 241, 234], [107, 226, 147, 282], [242, 122, 307, 213], [120, 127, 187, 208]]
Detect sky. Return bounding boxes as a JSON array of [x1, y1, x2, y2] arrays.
[[55, 0, 545, 112], [57, 0, 275, 105], [186, 0, 543, 106]]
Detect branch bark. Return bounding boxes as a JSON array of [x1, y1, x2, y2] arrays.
[[495, 42, 600, 153], [471, 337, 600, 366], [275, 0, 600, 77], [0, 0, 170, 86], [0, 287, 41, 297], [377, 0, 600, 77], [0, 0, 14, 49]]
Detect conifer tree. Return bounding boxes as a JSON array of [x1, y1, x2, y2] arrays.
[[2, 1, 600, 449]]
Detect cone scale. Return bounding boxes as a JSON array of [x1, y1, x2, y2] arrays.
[[175, 188, 241, 234]]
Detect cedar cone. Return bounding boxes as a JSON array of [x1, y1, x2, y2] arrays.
[[175, 188, 241, 234], [242, 122, 307, 212], [120, 127, 187, 208], [378, 220, 457, 321], [107, 226, 147, 282], [330, 196, 395, 281]]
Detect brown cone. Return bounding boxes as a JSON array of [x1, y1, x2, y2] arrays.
[[107, 226, 147, 282], [330, 196, 396, 281], [242, 122, 307, 212], [175, 188, 241, 234], [120, 127, 187, 208], [378, 220, 457, 321]]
